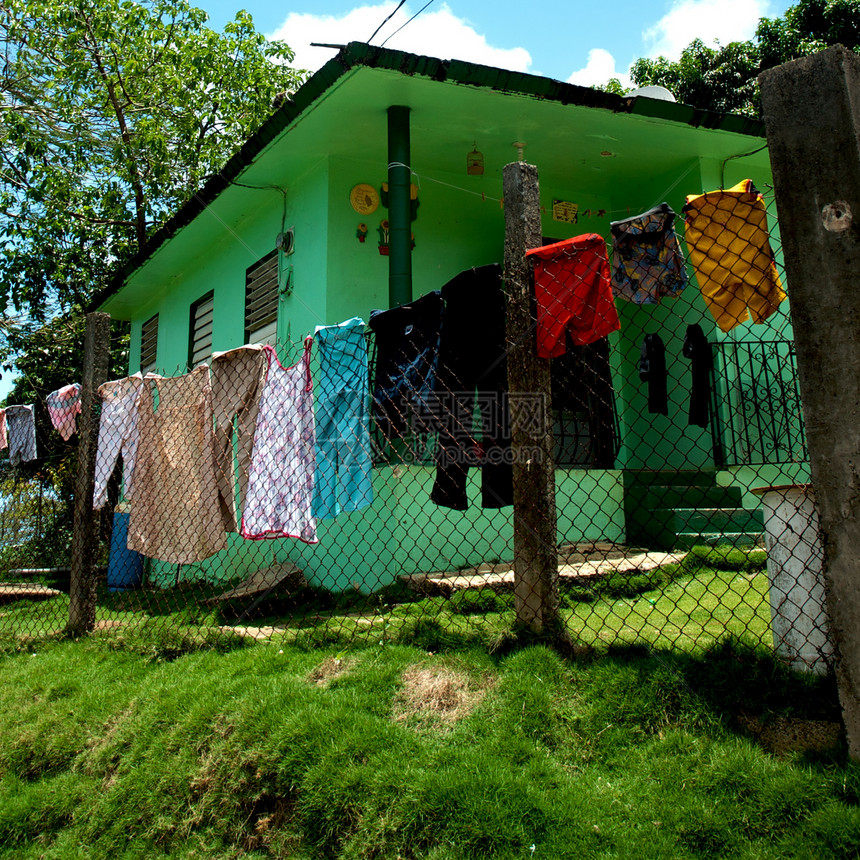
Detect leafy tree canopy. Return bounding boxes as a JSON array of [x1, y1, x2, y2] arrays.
[[0, 0, 302, 505], [628, 0, 860, 115], [0, 0, 304, 320]]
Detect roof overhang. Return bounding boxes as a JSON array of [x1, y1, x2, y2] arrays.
[[93, 41, 768, 317]]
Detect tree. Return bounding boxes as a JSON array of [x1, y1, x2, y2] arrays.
[[0, 0, 304, 319], [628, 0, 860, 115], [0, 0, 303, 559]]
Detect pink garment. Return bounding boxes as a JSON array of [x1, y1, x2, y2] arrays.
[[47, 383, 82, 441], [241, 342, 318, 543], [0, 408, 7, 451]]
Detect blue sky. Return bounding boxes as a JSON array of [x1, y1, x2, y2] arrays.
[[1, 0, 795, 403], [209, 0, 793, 86]]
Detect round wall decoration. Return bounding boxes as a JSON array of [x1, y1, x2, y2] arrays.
[[350, 183, 380, 215]]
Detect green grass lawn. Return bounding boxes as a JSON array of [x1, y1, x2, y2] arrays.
[[0, 549, 855, 859]]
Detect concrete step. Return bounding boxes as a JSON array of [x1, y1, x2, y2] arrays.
[[675, 532, 764, 550], [673, 507, 764, 534], [625, 469, 717, 489], [630, 485, 745, 510]]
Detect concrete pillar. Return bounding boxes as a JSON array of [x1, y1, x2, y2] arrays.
[[502, 161, 559, 634], [387, 105, 412, 307], [67, 312, 111, 635], [760, 44, 860, 758]]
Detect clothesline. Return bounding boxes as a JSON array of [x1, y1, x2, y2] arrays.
[[386, 160, 778, 219]]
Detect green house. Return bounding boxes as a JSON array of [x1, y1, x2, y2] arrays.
[[93, 42, 807, 592]]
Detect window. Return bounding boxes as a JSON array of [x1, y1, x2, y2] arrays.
[[140, 314, 158, 374], [188, 291, 214, 369], [245, 250, 279, 346]]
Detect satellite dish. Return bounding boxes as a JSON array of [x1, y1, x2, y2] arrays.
[[626, 85, 676, 103]]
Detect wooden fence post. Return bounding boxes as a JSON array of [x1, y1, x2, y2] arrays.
[[502, 161, 559, 633], [67, 312, 110, 635], [760, 45, 860, 759]]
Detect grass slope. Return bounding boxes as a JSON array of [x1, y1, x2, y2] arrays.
[[0, 631, 857, 860]]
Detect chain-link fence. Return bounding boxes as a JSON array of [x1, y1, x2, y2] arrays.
[[0, 170, 834, 677]]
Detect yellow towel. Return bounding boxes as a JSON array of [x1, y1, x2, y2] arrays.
[[684, 179, 786, 332]]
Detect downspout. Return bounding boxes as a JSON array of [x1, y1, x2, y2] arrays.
[[387, 105, 412, 307]]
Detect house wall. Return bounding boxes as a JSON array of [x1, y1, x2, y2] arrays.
[[127, 141, 798, 592]]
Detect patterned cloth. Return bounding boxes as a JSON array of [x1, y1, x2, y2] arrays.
[[241, 342, 318, 544], [128, 366, 227, 564], [47, 383, 82, 441], [0, 408, 7, 451], [684, 179, 786, 332], [93, 374, 144, 509], [527, 233, 620, 359], [369, 291, 443, 441], [611, 203, 687, 304], [6, 405, 37, 466], [210, 344, 268, 533]]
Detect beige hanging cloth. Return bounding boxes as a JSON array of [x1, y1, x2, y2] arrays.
[[210, 344, 268, 532], [128, 365, 226, 564]]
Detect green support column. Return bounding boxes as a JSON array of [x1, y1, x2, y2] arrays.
[[387, 105, 412, 307]]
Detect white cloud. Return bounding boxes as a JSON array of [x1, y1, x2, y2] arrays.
[[644, 0, 773, 59], [567, 49, 632, 89], [269, 3, 532, 76]]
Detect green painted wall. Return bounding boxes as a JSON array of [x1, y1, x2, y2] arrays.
[[122, 131, 797, 592], [146, 466, 624, 591], [127, 157, 331, 373]]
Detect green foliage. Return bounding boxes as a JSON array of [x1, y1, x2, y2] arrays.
[[628, 0, 860, 115], [1, 0, 304, 317], [0, 1, 302, 565], [106, 624, 250, 662], [630, 38, 761, 115], [594, 76, 630, 95], [448, 587, 513, 615], [0, 638, 854, 858]]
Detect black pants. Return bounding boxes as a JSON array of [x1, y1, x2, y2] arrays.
[[638, 333, 668, 416], [683, 323, 713, 428], [430, 264, 513, 510]]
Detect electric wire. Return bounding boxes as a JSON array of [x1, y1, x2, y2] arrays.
[[380, 0, 437, 47], [367, 0, 407, 44]]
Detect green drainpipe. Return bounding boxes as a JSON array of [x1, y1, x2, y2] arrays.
[[387, 105, 412, 308]]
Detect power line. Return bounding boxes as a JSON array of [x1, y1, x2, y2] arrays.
[[380, 0, 437, 47], [367, 0, 407, 44]]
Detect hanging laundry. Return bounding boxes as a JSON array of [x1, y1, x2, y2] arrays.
[[551, 336, 618, 468], [638, 334, 668, 416], [0, 408, 7, 451], [93, 374, 145, 510], [6, 405, 37, 465], [430, 263, 513, 511], [611, 203, 687, 304], [241, 342, 318, 543], [313, 317, 374, 519], [128, 365, 227, 564], [683, 324, 713, 428], [683, 179, 786, 332], [527, 233, 620, 359], [210, 344, 267, 533], [368, 290, 443, 441], [46, 383, 82, 440]]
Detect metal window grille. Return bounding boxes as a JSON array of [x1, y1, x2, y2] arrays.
[[140, 314, 158, 374], [245, 250, 279, 346], [188, 292, 214, 369]]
